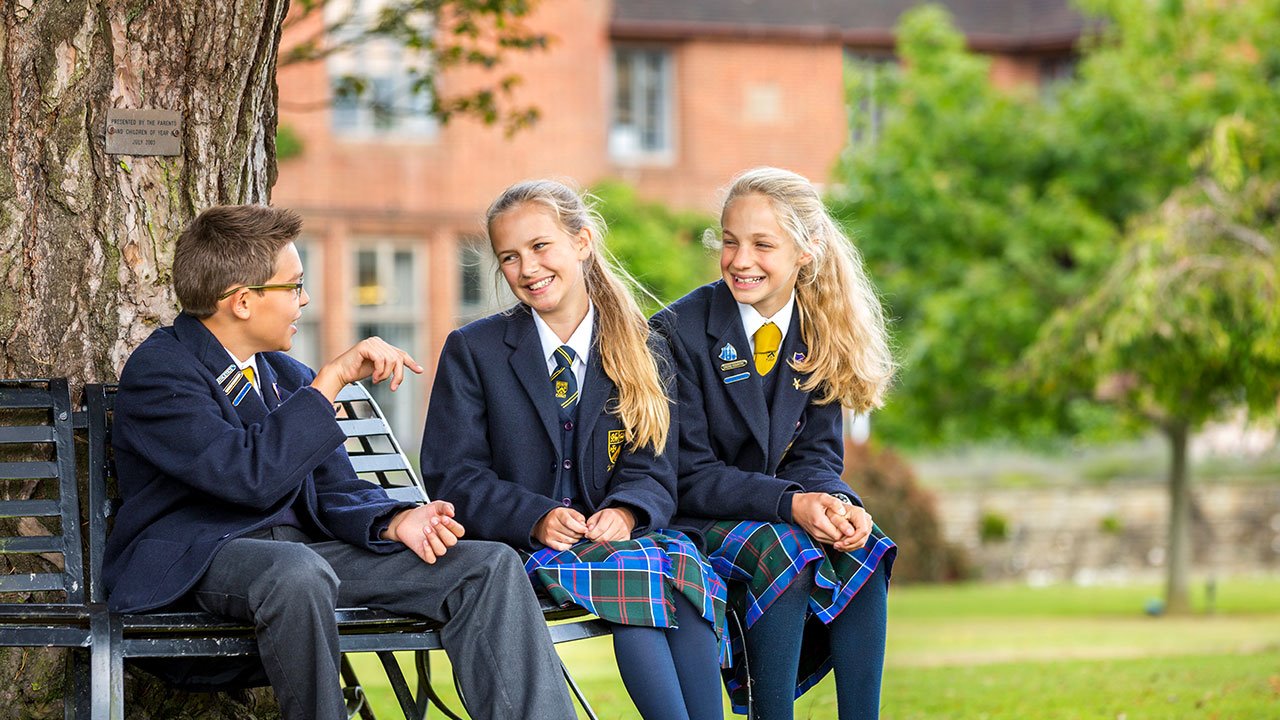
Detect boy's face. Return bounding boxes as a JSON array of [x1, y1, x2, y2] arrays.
[[240, 242, 308, 353]]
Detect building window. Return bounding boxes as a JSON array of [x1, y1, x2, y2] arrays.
[[326, 0, 437, 139], [290, 239, 324, 371], [1039, 55, 1079, 97], [460, 245, 484, 307], [457, 239, 509, 323], [610, 47, 673, 161], [351, 241, 422, 445], [845, 52, 896, 152]]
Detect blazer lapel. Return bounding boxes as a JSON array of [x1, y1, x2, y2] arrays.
[[707, 283, 770, 455], [257, 358, 283, 411], [174, 313, 269, 427], [767, 305, 812, 470], [505, 307, 564, 459]]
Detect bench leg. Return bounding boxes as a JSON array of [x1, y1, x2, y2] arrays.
[[340, 655, 377, 720], [87, 606, 120, 720], [561, 659, 599, 720], [376, 651, 424, 719], [68, 647, 90, 720]]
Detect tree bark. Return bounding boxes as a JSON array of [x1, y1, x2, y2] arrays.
[[1164, 420, 1192, 614], [1, 0, 288, 716]]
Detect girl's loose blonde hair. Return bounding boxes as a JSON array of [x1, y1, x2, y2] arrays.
[[486, 180, 670, 453], [711, 167, 896, 411]]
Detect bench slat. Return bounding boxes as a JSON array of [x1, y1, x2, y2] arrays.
[[0, 573, 66, 593], [339, 418, 390, 437], [0, 626, 93, 648], [335, 384, 371, 403], [0, 426, 56, 444], [0, 536, 64, 554], [0, 461, 58, 480], [382, 486, 427, 503], [0, 500, 61, 518], [0, 387, 53, 409], [349, 455, 409, 474]]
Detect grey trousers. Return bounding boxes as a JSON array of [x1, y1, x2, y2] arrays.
[[192, 525, 575, 720]]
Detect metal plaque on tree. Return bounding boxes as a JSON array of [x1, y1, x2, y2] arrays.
[[105, 109, 182, 156]]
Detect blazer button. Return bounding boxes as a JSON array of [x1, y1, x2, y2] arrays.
[[563, 420, 574, 431], [562, 459, 573, 470]]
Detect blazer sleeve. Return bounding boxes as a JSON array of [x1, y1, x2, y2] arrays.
[[420, 329, 561, 548], [114, 344, 347, 512], [596, 339, 678, 535], [656, 317, 804, 523], [298, 373, 419, 550], [774, 399, 863, 515]]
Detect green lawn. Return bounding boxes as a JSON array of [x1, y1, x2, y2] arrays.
[[346, 577, 1280, 718]]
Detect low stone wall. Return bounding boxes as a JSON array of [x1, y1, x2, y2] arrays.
[[933, 484, 1280, 583]]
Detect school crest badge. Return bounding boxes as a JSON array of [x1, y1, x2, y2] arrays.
[[555, 380, 569, 399], [719, 343, 738, 362], [607, 430, 626, 465]]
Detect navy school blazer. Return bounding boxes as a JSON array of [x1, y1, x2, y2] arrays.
[[651, 281, 860, 547], [103, 312, 416, 613], [420, 304, 677, 549]]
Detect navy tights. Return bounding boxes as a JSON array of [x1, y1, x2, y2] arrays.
[[743, 562, 888, 720], [612, 591, 725, 720]]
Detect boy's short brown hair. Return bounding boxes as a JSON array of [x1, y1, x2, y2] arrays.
[[173, 205, 303, 317]]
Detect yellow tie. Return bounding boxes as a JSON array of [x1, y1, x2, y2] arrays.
[[242, 366, 255, 388], [754, 322, 782, 376]]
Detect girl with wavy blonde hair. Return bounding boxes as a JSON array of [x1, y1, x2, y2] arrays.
[[655, 167, 898, 719], [423, 179, 728, 720]]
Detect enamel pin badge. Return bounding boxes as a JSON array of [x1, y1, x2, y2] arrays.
[[719, 343, 738, 362], [792, 352, 806, 363], [723, 372, 750, 385]]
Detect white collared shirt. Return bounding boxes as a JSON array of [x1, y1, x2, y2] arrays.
[[532, 303, 594, 388], [737, 291, 796, 355], [225, 349, 261, 391]]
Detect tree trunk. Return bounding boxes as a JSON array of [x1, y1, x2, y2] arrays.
[[1, 0, 288, 716], [1164, 420, 1192, 614]]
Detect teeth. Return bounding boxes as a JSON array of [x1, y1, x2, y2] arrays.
[[529, 277, 553, 290], [735, 276, 763, 285]]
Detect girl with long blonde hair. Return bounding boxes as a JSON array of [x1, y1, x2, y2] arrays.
[[654, 167, 897, 719], [422, 180, 727, 720]]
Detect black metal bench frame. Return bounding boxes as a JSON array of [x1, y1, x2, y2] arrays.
[[1, 377, 611, 719], [0, 378, 101, 718]]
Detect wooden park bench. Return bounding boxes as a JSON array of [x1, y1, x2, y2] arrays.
[[1, 377, 610, 719]]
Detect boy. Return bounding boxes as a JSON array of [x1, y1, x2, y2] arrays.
[[103, 205, 575, 720]]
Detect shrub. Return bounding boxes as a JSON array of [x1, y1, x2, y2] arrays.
[[843, 441, 971, 583]]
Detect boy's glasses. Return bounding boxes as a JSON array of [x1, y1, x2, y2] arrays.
[[218, 281, 305, 300]]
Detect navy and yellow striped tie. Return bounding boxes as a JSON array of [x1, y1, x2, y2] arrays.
[[551, 345, 578, 417]]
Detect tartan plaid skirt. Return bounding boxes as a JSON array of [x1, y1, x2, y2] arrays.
[[522, 530, 731, 664], [705, 519, 896, 713]]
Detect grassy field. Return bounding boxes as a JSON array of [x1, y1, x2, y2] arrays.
[[346, 577, 1280, 718]]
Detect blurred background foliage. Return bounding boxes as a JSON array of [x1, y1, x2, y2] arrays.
[[592, 180, 719, 315], [832, 0, 1280, 450]]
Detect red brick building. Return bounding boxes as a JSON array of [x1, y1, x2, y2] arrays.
[[272, 0, 1083, 443]]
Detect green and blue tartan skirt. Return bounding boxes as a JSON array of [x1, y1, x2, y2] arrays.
[[705, 519, 896, 713], [522, 530, 731, 664]]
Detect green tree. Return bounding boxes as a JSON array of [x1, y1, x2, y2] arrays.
[[833, 0, 1280, 610], [592, 181, 719, 315], [1026, 118, 1280, 613], [832, 5, 1118, 446]]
